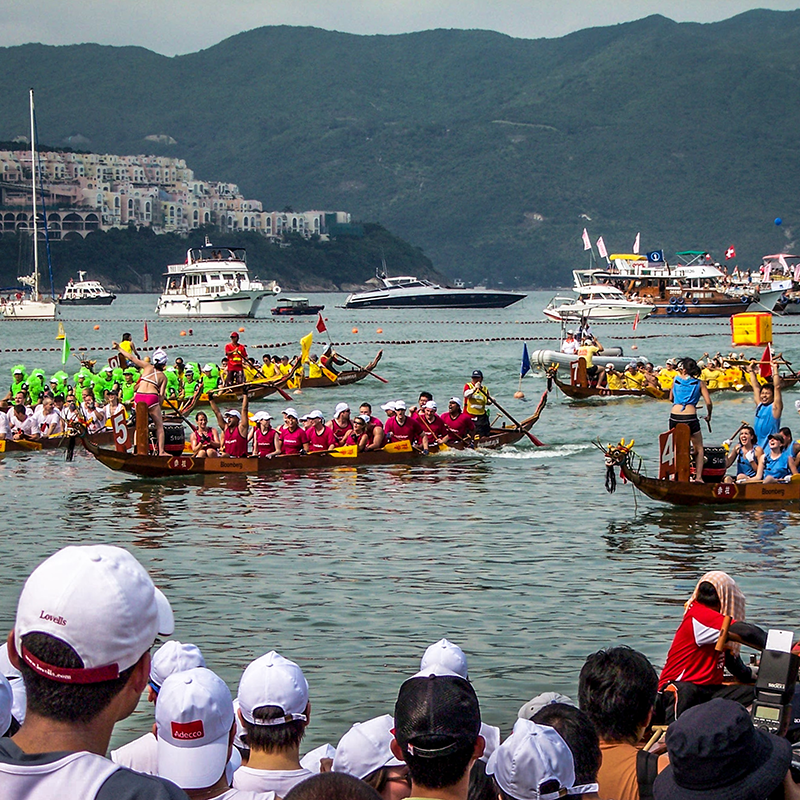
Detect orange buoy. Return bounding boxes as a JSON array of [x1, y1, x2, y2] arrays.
[[238, 327, 245, 333], [352, 327, 359, 334], [514, 391, 525, 399], [377, 328, 383, 334], [93, 324, 100, 330], [631, 344, 638, 350], [180, 330, 187, 336]]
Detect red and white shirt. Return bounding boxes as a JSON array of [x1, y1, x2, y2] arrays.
[[658, 602, 731, 689]]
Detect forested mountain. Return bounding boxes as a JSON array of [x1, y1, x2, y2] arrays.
[[0, 10, 799, 287]]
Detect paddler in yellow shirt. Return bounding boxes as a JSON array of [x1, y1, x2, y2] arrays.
[[700, 359, 724, 389], [260, 354, 279, 380], [603, 364, 625, 391], [624, 362, 646, 390], [658, 359, 679, 391], [307, 353, 323, 378]]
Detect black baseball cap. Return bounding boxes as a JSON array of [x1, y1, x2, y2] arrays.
[[395, 675, 481, 759], [472, 370, 483, 379]]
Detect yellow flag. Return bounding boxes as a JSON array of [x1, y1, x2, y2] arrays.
[[300, 331, 313, 364]]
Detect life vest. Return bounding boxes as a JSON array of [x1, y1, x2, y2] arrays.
[[464, 382, 488, 416]]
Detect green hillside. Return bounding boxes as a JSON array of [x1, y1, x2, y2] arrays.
[[0, 10, 798, 287]]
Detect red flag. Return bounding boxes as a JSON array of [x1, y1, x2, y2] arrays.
[[633, 311, 640, 331], [725, 246, 736, 260], [143, 322, 149, 343], [760, 344, 772, 379], [315, 313, 326, 334]]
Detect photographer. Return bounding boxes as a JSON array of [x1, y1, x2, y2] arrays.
[[658, 572, 767, 722]]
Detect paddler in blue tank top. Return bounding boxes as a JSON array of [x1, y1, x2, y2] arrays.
[[754, 430, 797, 483], [748, 360, 782, 450], [723, 425, 762, 483], [669, 357, 713, 482]]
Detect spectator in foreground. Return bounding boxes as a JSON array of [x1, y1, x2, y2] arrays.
[[578, 646, 661, 800], [285, 772, 382, 800], [0, 544, 185, 799], [390, 674, 484, 800]]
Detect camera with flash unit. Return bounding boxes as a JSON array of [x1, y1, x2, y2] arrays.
[[751, 629, 799, 737]]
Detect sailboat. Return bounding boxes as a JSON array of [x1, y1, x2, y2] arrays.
[[2, 89, 58, 320]]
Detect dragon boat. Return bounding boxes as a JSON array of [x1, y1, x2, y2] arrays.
[[600, 423, 800, 506], [0, 428, 112, 454], [293, 350, 384, 388]]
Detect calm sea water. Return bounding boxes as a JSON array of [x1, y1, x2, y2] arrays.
[[1, 292, 799, 752]]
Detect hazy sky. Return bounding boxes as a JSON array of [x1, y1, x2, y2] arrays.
[[2, 1, 799, 56]]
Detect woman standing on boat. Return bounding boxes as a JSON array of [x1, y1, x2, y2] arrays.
[[723, 426, 762, 483], [669, 357, 712, 482], [112, 342, 169, 456]]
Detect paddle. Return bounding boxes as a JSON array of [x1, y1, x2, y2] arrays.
[[337, 352, 389, 383], [486, 393, 545, 447], [11, 437, 42, 450]]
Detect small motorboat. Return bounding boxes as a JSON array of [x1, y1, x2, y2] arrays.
[[271, 297, 325, 316], [59, 271, 116, 305], [543, 284, 653, 322]]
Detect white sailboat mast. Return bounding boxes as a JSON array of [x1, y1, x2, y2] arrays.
[[29, 88, 39, 300]]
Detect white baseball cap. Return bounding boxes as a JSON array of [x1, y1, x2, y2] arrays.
[[150, 641, 206, 691], [333, 714, 404, 779], [334, 402, 350, 416], [518, 692, 576, 721], [283, 407, 299, 419], [486, 718, 575, 800], [14, 545, 173, 683], [307, 410, 325, 420], [153, 349, 168, 366], [419, 638, 468, 679], [203, 364, 214, 373], [156, 667, 234, 790], [381, 401, 397, 412], [238, 650, 309, 726], [251, 411, 273, 423], [449, 397, 462, 406], [0, 674, 12, 736], [425, 400, 438, 411], [301, 743, 337, 774], [394, 400, 407, 411], [224, 409, 241, 419]]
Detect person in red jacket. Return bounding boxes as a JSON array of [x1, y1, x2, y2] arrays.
[[224, 332, 248, 386]]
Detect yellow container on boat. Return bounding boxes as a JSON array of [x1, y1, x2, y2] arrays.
[[731, 312, 772, 347]]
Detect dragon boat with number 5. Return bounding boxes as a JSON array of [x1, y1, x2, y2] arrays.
[[599, 423, 800, 506]]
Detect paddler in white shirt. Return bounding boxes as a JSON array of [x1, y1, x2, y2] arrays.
[[560, 329, 580, 355]]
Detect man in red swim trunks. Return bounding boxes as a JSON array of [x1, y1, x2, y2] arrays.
[[224, 332, 248, 387]]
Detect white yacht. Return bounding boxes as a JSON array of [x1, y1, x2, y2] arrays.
[[156, 240, 280, 317], [543, 283, 653, 322], [344, 274, 526, 309], [2, 90, 58, 320], [59, 271, 116, 305]]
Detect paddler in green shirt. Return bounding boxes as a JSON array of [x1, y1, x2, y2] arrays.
[[182, 363, 200, 397], [164, 366, 180, 400], [120, 367, 139, 405], [92, 365, 115, 402], [9, 366, 27, 399], [201, 363, 219, 394], [27, 369, 45, 404]]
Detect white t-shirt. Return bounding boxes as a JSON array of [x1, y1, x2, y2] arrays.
[[233, 766, 313, 796], [110, 732, 158, 775], [215, 789, 276, 800], [32, 408, 63, 435], [0, 413, 9, 439], [560, 338, 579, 354], [7, 413, 36, 437]]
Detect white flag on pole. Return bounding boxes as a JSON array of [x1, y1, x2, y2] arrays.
[[633, 232, 640, 254], [582, 228, 591, 251], [597, 236, 608, 259]]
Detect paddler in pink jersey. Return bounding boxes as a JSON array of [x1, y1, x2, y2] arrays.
[[442, 397, 476, 446], [279, 407, 309, 455], [209, 390, 250, 457]]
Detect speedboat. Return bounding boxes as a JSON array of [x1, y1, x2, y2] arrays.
[[343, 274, 525, 309], [59, 271, 116, 305], [156, 239, 280, 317], [271, 297, 325, 316], [543, 284, 653, 322]]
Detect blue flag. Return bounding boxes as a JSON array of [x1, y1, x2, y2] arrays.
[[520, 343, 531, 378]]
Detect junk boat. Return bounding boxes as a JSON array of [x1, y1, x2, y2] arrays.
[[156, 239, 280, 317], [59, 271, 116, 305]]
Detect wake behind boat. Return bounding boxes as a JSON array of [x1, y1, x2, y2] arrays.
[[344, 274, 525, 309]]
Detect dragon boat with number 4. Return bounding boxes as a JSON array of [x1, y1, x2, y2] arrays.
[[549, 357, 799, 401], [600, 423, 800, 506]]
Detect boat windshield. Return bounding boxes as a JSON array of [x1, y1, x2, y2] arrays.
[[190, 247, 247, 264]]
